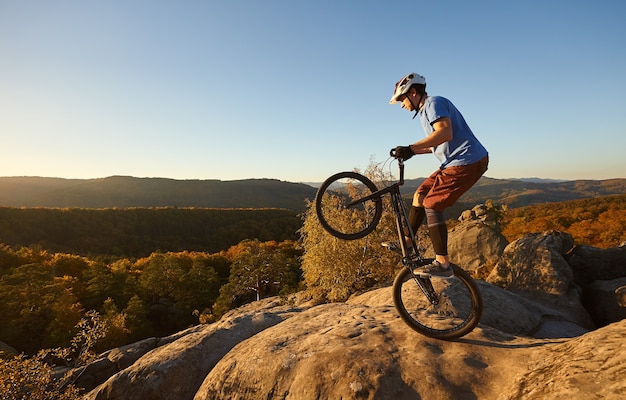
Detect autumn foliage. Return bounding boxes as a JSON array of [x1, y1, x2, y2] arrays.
[[501, 194, 626, 248]]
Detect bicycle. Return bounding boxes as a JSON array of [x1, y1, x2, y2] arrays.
[[314, 149, 483, 340]]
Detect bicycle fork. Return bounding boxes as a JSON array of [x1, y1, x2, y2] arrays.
[[400, 258, 440, 305]]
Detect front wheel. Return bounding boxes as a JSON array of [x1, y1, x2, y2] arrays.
[[392, 265, 483, 340], [315, 171, 382, 240]]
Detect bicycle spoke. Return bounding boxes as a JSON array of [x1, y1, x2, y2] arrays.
[[393, 266, 482, 339], [315, 172, 382, 240]]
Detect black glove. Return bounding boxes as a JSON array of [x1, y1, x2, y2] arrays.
[[393, 145, 414, 161]]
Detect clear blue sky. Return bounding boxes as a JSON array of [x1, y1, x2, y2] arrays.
[[1, 0, 625, 182]]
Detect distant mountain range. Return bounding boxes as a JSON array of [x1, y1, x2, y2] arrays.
[[0, 175, 624, 212], [0, 176, 318, 212]]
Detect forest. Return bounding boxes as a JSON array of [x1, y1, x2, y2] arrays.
[[500, 194, 626, 248], [0, 207, 301, 258], [0, 239, 302, 357]]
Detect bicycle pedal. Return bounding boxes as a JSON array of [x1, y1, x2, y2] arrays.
[[381, 241, 402, 255]]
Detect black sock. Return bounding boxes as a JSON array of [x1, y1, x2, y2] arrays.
[[407, 206, 425, 235], [428, 223, 448, 256]]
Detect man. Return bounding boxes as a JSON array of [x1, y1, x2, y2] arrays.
[[387, 72, 489, 278]]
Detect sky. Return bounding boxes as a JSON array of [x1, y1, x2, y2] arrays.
[[1, 1, 625, 183]]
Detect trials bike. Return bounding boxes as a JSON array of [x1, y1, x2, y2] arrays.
[[314, 150, 482, 339]]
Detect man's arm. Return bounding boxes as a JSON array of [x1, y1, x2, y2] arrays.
[[409, 117, 453, 154]]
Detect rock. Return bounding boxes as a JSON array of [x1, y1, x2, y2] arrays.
[[83, 298, 308, 400], [501, 319, 626, 400], [81, 278, 600, 400], [419, 203, 508, 278], [565, 244, 626, 285], [458, 204, 500, 226], [191, 288, 619, 400], [487, 231, 574, 295], [72, 337, 161, 391], [485, 231, 592, 329], [584, 277, 626, 326], [448, 219, 508, 277], [193, 290, 542, 400]]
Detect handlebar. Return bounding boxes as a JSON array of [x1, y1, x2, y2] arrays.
[[389, 148, 405, 186]]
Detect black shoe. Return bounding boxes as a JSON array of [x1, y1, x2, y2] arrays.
[[414, 261, 454, 279]]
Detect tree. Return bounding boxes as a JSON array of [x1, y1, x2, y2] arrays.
[[0, 263, 84, 353], [123, 295, 153, 342], [213, 240, 302, 317], [299, 162, 399, 302]]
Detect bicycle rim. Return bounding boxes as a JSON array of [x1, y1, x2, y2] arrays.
[[392, 265, 483, 340], [315, 172, 382, 240]]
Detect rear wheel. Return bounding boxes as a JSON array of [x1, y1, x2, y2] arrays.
[[392, 265, 483, 340], [315, 172, 382, 240]]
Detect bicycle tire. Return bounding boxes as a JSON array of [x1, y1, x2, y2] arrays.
[[315, 171, 383, 240], [392, 264, 483, 340]]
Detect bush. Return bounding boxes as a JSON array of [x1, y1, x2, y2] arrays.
[[0, 311, 107, 400]]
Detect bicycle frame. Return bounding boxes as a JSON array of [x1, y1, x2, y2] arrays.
[[344, 159, 440, 304]]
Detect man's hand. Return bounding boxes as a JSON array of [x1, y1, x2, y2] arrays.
[[393, 145, 414, 161]]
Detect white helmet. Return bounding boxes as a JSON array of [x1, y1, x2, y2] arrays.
[[389, 72, 426, 104]]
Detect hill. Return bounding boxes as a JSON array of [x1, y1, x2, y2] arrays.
[[0, 176, 317, 212], [1, 176, 625, 212]]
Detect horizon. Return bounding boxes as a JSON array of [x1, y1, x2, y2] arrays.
[[1, 174, 625, 185], [2, 1, 625, 182]]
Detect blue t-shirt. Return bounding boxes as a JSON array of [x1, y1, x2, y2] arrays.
[[418, 96, 488, 168]]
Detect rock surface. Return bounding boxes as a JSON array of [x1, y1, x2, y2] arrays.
[[80, 287, 625, 400]]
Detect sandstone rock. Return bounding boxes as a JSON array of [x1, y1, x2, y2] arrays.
[[418, 204, 508, 277], [448, 219, 508, 277], [565, 243, 626, 285], [487, 231, 574, 295], [190, 287, 618, 400], [458, 204, 500, 229], [82, 278, 600, 400], [83, 298, 308, 400], [501, 319, 626, 400], [486, 231, 592, 329], [72, 337, 160, 391], [193, 293, 543, 400]]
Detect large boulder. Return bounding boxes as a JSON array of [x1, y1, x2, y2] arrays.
[[448, 204, 508, 277], [418, 204, 508, 277], [486, 231, 593, 329], [0, 341, 18, 358], [82, 299, 307, 400], [565, 243, 626, 285], [82, 278, 601, 400]]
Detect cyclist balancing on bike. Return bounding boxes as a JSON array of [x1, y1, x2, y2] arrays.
[[386, 72, 489, 278]]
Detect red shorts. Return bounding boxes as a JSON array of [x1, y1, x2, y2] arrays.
[[417, 155, 489, 211]]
